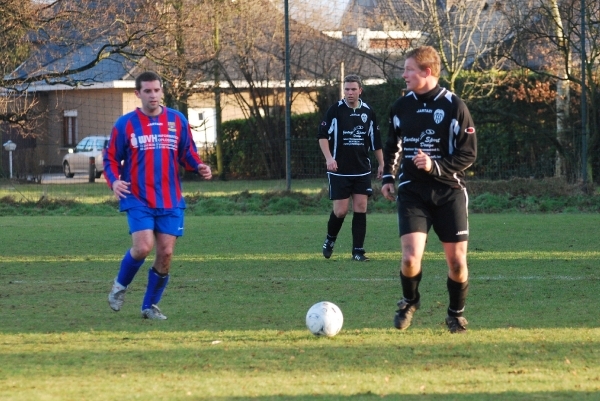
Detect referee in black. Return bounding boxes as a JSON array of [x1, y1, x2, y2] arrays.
[[381, 46, 477, 333], [318, 74, 384, 262]]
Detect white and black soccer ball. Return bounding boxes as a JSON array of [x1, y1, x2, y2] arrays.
[[306, 301, 344, 337]]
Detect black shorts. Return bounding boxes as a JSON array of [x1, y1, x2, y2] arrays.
[[396, 181, 469, 242], [327, 173, 373, 200]]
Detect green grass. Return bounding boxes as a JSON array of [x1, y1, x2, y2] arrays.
[[1, 214, 600, 400], [4, 176, 600, 216], [0, 178, 329, 204]]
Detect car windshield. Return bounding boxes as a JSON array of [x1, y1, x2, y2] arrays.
[[95, 139, 107, 151], [75, 139, 89, 152]]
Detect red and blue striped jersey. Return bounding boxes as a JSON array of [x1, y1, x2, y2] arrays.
[[103, 106, 203, 210]]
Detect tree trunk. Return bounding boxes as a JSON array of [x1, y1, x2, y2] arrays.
[[550, 0, 570, 178]]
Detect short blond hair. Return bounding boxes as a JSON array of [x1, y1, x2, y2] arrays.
[[405, 46, 441, 77]]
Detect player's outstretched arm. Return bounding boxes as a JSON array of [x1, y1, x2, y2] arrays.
[[198, 164, 212, 180]]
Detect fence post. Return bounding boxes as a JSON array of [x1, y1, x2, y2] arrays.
[[88, 156, 95, 183]]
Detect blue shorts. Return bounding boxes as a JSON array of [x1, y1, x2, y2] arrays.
[[126, 207, 185, 237]]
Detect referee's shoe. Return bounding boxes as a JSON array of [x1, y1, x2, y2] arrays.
[[322, 238, 335, 259], [352, 248, 370, 262]]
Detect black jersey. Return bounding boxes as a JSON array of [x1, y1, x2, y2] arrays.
[[382, 86, 477, 189], [318, 99, 382, 176]]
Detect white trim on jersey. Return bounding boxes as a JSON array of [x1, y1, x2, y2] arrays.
[[327, 171, 371, 177], [368, 120, 375, 149], [433, 89, 446, 101], [329, 118, 338, 159], [449, 119, 460, 154], [432, 160, 441, 176]]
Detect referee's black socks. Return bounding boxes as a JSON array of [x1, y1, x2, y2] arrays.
[[400, 271, 422, 304], [327, 211, 345, 240], [447, 277, 469, 317], [351, 212, 367, 251]]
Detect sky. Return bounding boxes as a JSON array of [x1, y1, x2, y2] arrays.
[[276, 0, 351, 31]]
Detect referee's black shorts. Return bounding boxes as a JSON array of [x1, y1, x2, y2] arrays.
[[396, 181, 469, 243], [327, 173, 373, 200]]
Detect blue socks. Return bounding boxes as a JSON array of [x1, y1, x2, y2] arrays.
[[115, 251, 170, 311], [142, 267, 170, 310], [116, 250, 145, 287]]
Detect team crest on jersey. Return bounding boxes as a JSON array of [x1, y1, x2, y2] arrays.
[[433, 109, 444, 124], [130, 133, 138, 148], [168, 121, 177, 132], [361, 113, 368, 123]]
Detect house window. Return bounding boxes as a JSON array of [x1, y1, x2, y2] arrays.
[[63, 110, 78, 147]]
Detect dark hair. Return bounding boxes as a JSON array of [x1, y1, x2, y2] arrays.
[[344, 74, 362, 88], [135, 71, 162, 91]]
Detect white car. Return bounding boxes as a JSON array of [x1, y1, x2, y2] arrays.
[[62, 136, 110, 178]]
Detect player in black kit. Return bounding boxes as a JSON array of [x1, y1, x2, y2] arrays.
[[381, 46, 477, 333], [318, 74, 384, 262]]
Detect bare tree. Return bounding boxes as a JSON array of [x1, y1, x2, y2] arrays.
[[404, 0, 510, 97], [500, 0, 600, 182], [1, 0, 155, 135], [210, 0, 392, 178], [136, 1, 217, 111], [1, 0, 42, 130]]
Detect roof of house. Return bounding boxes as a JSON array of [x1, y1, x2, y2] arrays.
[[4, 0, 141, 87], [6, 0, 402, 91], [5, 40, 137, 86], [339, 0, 422, 32]]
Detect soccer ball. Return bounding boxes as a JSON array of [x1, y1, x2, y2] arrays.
[[306, 301, 344, 337]]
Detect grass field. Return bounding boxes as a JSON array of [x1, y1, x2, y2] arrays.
[[1, 213, 600, 400], [0, 178, 328, 204]]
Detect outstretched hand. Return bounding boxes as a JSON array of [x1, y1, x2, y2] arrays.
[[198, 164, 212, 180]]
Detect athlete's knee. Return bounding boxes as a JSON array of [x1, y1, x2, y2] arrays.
[[447, 258, 467, 277], [333, 209, 348, 219], [353, 204, 367, 213], [156, 244, 174, 260], [401, 254, 421, 271], [131, 244, 153, 259]]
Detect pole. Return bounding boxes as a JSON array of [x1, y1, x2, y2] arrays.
[[8, 150, 12, 179], [580, 0, 588, 188], [284, 0, 292, 191], [88, 156, 96, 183], [340, 62, 345, 99]]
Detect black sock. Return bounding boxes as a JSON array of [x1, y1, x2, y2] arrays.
[[327, 211, 345, 241], [447, 277, 469, 317], [400, 271, 422, 304], [351, 212, 367, 253]]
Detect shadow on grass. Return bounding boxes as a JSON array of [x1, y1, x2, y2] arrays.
[[188, 393, 599, 401]]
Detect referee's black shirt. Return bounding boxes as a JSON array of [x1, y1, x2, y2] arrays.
[[318, 99, 382, 176]]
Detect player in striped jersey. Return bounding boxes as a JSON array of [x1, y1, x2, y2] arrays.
[[105, 71, 212, 320]]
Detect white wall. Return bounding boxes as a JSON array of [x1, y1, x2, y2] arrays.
[[188, 108, 216, 149]]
